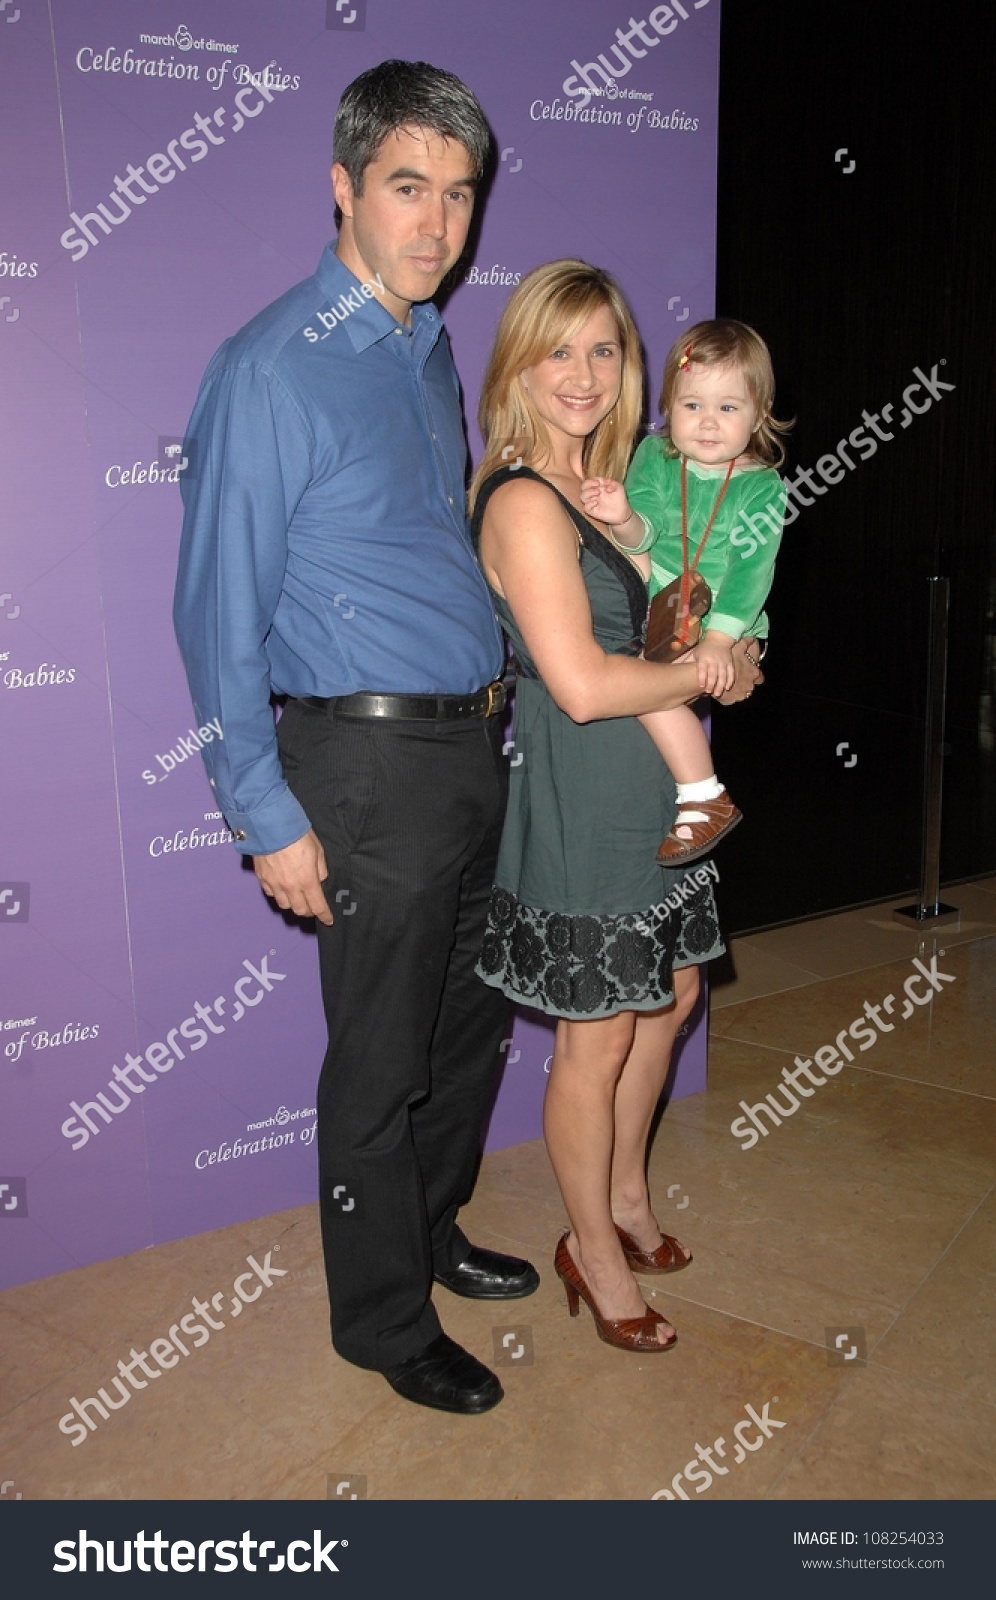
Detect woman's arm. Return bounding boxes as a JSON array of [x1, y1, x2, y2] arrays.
[[479, 478, 760, 722]]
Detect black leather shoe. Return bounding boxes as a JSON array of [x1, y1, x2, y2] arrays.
[[383, 1333, 503, 1414], [434, 1245, 540, 1300]]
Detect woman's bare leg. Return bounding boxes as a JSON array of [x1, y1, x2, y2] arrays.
[[544, 1011, 674, 1343], [610, 965, 701, 1252]]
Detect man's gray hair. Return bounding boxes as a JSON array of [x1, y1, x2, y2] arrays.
[[333, 59, 492, 190]]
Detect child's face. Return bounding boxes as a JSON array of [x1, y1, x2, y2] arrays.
[[669, 361, 758, 467]]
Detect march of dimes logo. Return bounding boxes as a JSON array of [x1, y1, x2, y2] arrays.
[[195, 1103, 316, 1172], [74, 21, 303, 93]]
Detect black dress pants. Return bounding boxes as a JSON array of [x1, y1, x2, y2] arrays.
[[277, 697, 510, 1371]]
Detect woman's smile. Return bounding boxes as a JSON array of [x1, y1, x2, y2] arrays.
[[555, 393, 603, 411]]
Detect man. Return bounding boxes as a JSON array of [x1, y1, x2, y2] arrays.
[[174, 60, 538, 1416]]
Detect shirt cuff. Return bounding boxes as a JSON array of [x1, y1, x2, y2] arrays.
[[705, 612, 748, 640], [612, 512, 656, 556], [221, 786, 313, 857]]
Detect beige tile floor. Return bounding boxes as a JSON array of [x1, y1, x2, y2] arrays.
[[2, 881, 994, 1502]]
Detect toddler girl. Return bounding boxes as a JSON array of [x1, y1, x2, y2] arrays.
[[581, 318, 791, 864]]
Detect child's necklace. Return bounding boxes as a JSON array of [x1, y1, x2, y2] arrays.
[[672, 455, 736, 650], [680, 455, 736, 576]]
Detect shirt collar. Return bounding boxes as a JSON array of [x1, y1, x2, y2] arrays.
[[313, 243, 443, 357], [683, 453, 764, 479]]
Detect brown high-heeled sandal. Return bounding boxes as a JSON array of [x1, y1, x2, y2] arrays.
[[553, 1234, 677, 1353], [615, 1223, 692, 1275]]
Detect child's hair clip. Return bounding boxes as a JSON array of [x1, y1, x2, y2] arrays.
[[678, 344, 693, 370]]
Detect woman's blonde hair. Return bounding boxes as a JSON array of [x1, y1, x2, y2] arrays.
[[469, 259, 644, 510], [658, 318, 793, 468]]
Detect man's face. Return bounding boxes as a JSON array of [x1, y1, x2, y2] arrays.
[[332, 126, 477, 322]]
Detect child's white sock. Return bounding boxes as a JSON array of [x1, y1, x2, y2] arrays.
[[675, 776, 725, 804]]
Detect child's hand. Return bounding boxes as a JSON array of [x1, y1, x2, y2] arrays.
[[580, 476, 632, 527], [692, 631, 737, 696]]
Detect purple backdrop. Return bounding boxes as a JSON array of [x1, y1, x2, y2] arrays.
[[0, 0, 721, 1290]]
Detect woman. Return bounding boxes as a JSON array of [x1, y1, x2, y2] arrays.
[[471, 261, 760, 1352]]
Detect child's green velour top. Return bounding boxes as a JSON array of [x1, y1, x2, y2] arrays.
[[625, 436, 787, 640]]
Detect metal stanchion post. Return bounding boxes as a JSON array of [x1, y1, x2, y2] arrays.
[[894, 576, 959, 928]]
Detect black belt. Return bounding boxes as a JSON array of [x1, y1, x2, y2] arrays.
[[300, 679, 507, 721]]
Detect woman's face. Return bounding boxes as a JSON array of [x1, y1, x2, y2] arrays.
[[518, 303, 623, 445]]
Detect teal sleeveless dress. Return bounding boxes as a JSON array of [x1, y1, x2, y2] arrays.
[[473, 465, 723, 1020]]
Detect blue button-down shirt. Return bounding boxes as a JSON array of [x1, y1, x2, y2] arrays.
[[174, 245, 503, 856]]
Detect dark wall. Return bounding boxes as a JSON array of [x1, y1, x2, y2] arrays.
[[711, 0, 996, 934]]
